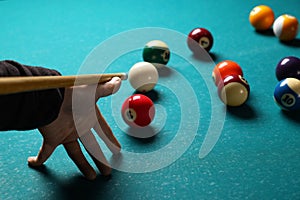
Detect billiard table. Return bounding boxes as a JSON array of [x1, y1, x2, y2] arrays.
[[1, 0, 300, 199]]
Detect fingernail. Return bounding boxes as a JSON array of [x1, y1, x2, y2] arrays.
[[27, 156, 38, 166]]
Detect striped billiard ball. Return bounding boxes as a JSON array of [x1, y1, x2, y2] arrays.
[[273, 14, 299, 41], [212, 60, 243, 86], [142, 40, 170, 66], [274, 78, 300, 111], [276, 56, 300, 81], [218, 74, 250, 107]]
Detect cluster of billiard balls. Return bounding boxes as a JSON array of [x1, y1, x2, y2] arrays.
[[212, 61, 250, 107], [274, 56, 300, 111], [121, 28, 215, 128], [249, 5, 300, 112], [249, 5, 299, 41], [121, 40, 171, 128], [121, 5, 299, 128]]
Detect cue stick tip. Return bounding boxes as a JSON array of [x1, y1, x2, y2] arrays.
[[120, 73, 128, 80]]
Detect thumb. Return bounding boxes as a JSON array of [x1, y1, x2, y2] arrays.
[[95, 77, 122, 99]]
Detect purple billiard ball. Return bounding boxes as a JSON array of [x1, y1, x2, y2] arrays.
[[276, 56, 300, 81]]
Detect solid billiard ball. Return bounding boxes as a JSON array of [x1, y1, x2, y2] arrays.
[[128, 62, 159, 93], [273, 14, 299, 41], [276, 56, 300, 81], [212, 60, 243, 86], [249, 5, 275, 31], [218, 74, 250, 107], [273, 78, 300, 111], [187, 27, 213, 52], [142, 40, 170, 66], [121, 94, 155, 127]]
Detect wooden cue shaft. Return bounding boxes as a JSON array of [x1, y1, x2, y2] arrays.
[[0, 73, 127, 95]]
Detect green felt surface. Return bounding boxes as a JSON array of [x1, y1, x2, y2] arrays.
[[1, 0, 300, 199]]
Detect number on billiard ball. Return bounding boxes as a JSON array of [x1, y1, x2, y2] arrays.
[[121, 94, 155, 127], [187, 27, 213, 53], [281, 94, 295, 107], [273, 78, 300, 111]]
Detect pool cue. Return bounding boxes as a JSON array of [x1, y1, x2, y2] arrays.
[[0, 73, 127, 95]]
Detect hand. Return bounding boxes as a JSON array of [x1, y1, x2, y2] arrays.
[[27, 77, 122, 180]]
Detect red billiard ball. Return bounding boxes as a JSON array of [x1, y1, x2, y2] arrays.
[[212, 60, 243, 86], [218, 74, 250, 107], [187, 27, 214, 52], [121, 94, 155, 127]]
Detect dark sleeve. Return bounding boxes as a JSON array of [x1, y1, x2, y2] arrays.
[[0, 60, 65, 131]]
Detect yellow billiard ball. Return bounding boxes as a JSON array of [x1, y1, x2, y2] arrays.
[[249, 5, 275, 31]]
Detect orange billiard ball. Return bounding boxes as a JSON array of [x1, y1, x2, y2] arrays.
[[273, 14, 299, 41], [212, 60, 243, 86], [121, 94, 155, 127], [249, 5, 275, 31]]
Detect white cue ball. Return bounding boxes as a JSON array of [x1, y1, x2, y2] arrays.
[[128, 62, 159, 92]]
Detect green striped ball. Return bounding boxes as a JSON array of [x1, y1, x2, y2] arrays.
[[142, 40, 170, 65]]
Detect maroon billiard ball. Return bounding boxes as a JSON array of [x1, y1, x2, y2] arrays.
[[218, 74, 250, 107], [121, 94, 155, 127], [276, 56, 300, 81], [187, 27, 214, 52]]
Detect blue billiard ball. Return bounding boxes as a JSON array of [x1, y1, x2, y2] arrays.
[[273, 78, 300, 111]]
